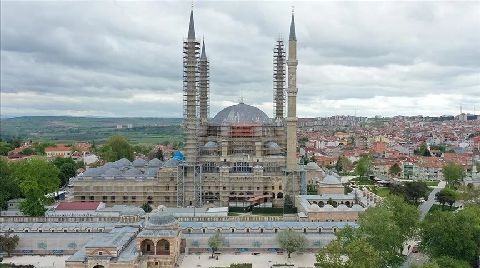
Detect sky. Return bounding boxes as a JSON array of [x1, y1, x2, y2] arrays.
[[1, 1, 479, 118]]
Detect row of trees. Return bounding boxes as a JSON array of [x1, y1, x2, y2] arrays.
[[98, 135, 165, 162]]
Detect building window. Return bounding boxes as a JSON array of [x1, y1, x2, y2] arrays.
[[202, 229, 205, 233], [246, 228, 250, 233], [231, 229, 235, 233], [303, 228, 307, 233], [89, 196, 94, 201], [274, 229, 278, 233], [260, 228, 263, 233], [98, 251, 103, 256], [123, 196, 128, 200]]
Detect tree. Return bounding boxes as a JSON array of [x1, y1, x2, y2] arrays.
[[276, 230, 308, 258], [415, 143, 431, 156], [442, 162, 465, 187], [0, 142, 14, 156], [382, 195, 419, 239], [99, 135, 134, 162], [34, 142, 55, 155], [389, 163, 402, 177], [315, 240, 345, 268], [391, 181, 429, 204], [420, 206, 480, 265], [10, 159, 60, 216], [0, 232, 19, 257], [315, 237, 381, 268], [53, 157, 78, 186], [0, 157, 22, 210], [155, 149, 164, 161], [435, 188, 458, 207], [357, 206, 405, 267], [336, 157, 352, 174], [208, 231, 225, 257], [355, 155, 372, 178], [141, 203, 152, 213]]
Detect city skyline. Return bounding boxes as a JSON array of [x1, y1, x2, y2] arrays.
[[1, 1, 479, 118]]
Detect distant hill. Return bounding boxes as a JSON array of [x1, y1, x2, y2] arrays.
[[0, 116, 184, 144]]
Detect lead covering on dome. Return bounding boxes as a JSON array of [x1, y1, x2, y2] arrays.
[[211, 103, 270, 125], [321, 174, 341, 185], [147, 211, 176, 227], [132, 158, 146, 167]]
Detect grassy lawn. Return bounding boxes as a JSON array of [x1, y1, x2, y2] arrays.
[[424, 180, 440, 187], [374, 187, 391, 197], [228, 212, 242, 216]]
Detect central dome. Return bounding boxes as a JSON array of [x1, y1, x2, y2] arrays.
[[212, 103, 270, 125]]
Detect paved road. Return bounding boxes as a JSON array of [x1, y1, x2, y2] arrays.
[[419, 181, 446, 220], [401, 181, 446, 268]]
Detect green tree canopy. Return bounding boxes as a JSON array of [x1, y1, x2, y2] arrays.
[[420, 206, 480, 265], [415, 143, 431, 156], [0, 157, 22, 210], [10, 159, 60, 216], [435, 188, 459, 207], [389, 163, 402, 176], [208, 231, 225, 257], [53, 157, 78, 186], [0, 232, 20, 257], [276, 230, 309, 258], [141, 203, 152, 213], [355, 155, 372, 178], [99, 135, 134, 162], [336, 157, 353, 174], [442, 162, 465, 187], [391, 181, 429, 204]]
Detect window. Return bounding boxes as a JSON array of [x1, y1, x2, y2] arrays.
[[274, 229, 278, 233], [231, 229, 235, 233], [260, 228, 263, 233], [123, 196, 128, 200], [202, 229, 205, 233], [98, 251, 103, 256], [303, 228, 306, 233], [246, 228, 250, 233], [279, 185, 282, 190], [89, 196, 94, 201]]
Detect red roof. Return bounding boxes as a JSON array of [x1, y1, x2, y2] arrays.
[[55, 201, 100, 211], [45, 144, 72, 152]]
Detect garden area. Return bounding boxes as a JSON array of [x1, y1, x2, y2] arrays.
[[350, 176, 375, 185]]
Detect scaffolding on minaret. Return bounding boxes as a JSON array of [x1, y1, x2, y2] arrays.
[[183, 10, 200, 164], [273, 38, 286, 120]]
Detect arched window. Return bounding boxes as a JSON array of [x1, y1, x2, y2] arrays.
[[141, 239, 155, 255], [156, 239, 170, 255]]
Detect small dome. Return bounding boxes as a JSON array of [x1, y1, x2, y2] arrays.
[[322, 175, 341, 185], [204, 141, 218, 148], [132, 159, 146, 167], [337, 204, 349, 211], [103, 162, 118, 169], [104, 168, 121, 177], [115, 158, 131, 167], [306, 162, 321, 170], [211, 103, 270, 125], [148, 158, 162, 167], [164, 158, 180, 168], [124, 168, 142, 177], [147, 212, 176, 227], [309, 204, 321, 211]]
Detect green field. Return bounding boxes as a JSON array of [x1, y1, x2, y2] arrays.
[[1, 116, 184, 145]]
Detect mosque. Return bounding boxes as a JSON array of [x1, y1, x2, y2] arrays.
[[71, 8, 305, 210]]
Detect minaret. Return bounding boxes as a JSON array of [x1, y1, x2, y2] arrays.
[[183, 10, 200, 163], [274, 38, 286, 120], [199, 38, 210, 124], [286, 11, 298, 171]]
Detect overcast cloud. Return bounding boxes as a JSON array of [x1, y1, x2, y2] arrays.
[[1, 1, 479, 118]]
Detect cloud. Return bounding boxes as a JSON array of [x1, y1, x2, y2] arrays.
[[1, 1, 479, 118]]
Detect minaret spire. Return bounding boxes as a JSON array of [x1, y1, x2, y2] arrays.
[[200, 38, 207, 59], [199, 37, 210, 122], [289, 7, 296, 41], [188, 9, 196, 40], [183, 9, 200, 163]]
